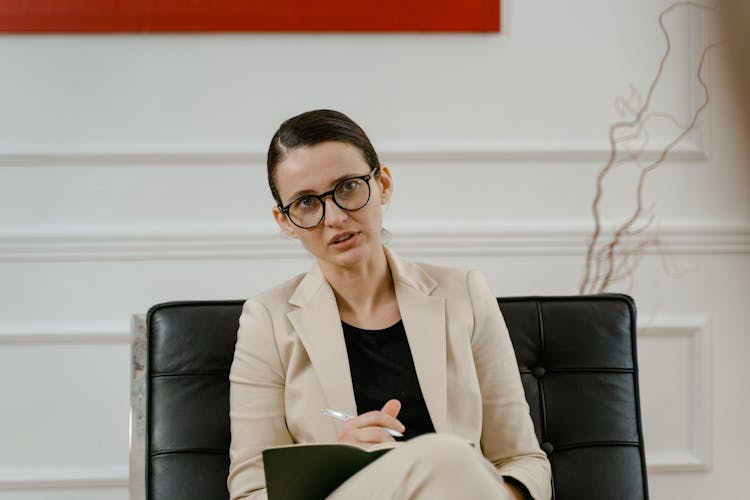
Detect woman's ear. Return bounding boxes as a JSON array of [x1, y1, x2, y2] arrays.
[[378, 165, 393, 204], [272, 206, 297, 239]]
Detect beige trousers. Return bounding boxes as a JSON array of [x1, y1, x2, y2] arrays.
[[327, 433, 509, 500]]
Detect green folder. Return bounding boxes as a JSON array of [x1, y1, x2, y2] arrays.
[[263, 443, 395, 500]]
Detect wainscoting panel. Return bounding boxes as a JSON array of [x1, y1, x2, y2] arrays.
[[638, 317, 712, 472], [0, 340, 130, 472]]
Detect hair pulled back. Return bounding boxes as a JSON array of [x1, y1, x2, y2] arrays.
[[267, 109, 381, 206]]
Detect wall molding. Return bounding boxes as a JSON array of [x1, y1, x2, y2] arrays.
[[0, 321, 129, 345], [1, 221, 748, 262], [0, 137, 707, 167], [639, 315, 712, 473], [0, 466, 127, 490]]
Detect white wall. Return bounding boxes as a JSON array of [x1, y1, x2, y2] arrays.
[[1, 0, 748, 498]]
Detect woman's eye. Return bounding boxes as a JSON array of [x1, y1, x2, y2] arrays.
[[341, 180, 358, 191], [294, 197, 317, 210]]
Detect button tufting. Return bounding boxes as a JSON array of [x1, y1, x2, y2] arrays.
[[532, 366, 546, 378], [541, 442, 554, 454]]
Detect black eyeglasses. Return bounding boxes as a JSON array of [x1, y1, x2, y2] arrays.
[[279, 173, 375, 229]]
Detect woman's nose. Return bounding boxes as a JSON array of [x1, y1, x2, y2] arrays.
[[323, 196, 348, 226]]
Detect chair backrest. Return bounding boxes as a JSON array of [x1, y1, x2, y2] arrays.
[[499, 295, 649, 500], [130, 295, 649, 500]]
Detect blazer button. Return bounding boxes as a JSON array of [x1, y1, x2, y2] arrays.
[[532, 366, 546, 378], [541, 442, 554, 455]]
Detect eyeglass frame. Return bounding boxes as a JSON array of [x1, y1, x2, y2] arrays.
[[278, 170, 378, 229]]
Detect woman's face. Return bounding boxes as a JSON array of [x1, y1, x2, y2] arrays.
[[272, 141, 392, 271]]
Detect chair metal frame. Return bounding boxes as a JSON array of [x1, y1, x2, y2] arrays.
[[130, 314, 148, 500]]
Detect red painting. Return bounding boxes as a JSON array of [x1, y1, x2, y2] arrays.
[[0, 0, 500, 33]]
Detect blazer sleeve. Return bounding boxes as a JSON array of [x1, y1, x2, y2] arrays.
[[467, 270, 552, 500], [227, 298, 294, 500]]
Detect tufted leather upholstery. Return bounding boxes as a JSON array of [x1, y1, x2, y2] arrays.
[[145, 301, 239, 500], [499, 295, 648, 500], [139, 294, 648, 499]]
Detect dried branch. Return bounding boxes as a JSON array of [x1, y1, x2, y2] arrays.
[[580, 1, 719, 294]]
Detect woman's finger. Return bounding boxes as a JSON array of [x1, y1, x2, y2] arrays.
[[349, 410, 405, 433], [338, 424, 393, 447], [380, 399, 401, 418], [353, 426, 395, 444]]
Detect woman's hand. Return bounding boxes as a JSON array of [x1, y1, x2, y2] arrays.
[[337, 399, 406, 449]]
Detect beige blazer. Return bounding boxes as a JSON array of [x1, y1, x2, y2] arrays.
[[228, 248, 551, 500]]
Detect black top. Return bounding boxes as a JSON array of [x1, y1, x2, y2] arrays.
[[342, 320, 435, 441]]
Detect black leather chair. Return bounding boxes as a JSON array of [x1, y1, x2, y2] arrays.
[[129, 295, 649, 500]]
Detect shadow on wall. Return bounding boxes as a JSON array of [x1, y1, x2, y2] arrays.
[[720, 0, 750, 142]]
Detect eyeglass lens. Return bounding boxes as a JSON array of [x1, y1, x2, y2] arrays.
[[288, 177, 370, 228]]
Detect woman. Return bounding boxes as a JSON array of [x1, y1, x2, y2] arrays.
[[228, 109, 551, 500]]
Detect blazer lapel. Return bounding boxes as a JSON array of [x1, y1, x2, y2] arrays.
[[286, 264, 358, 420], [285, 249, 450, 435], [386, 249, 449, 433]]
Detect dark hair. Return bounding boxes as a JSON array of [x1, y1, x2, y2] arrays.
[[267, 109, 381, 206]]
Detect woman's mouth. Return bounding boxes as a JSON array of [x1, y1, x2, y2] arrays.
[[330, 233, 357, 247]]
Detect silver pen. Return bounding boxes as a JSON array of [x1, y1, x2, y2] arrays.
[[321, 407, 404, 438]]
